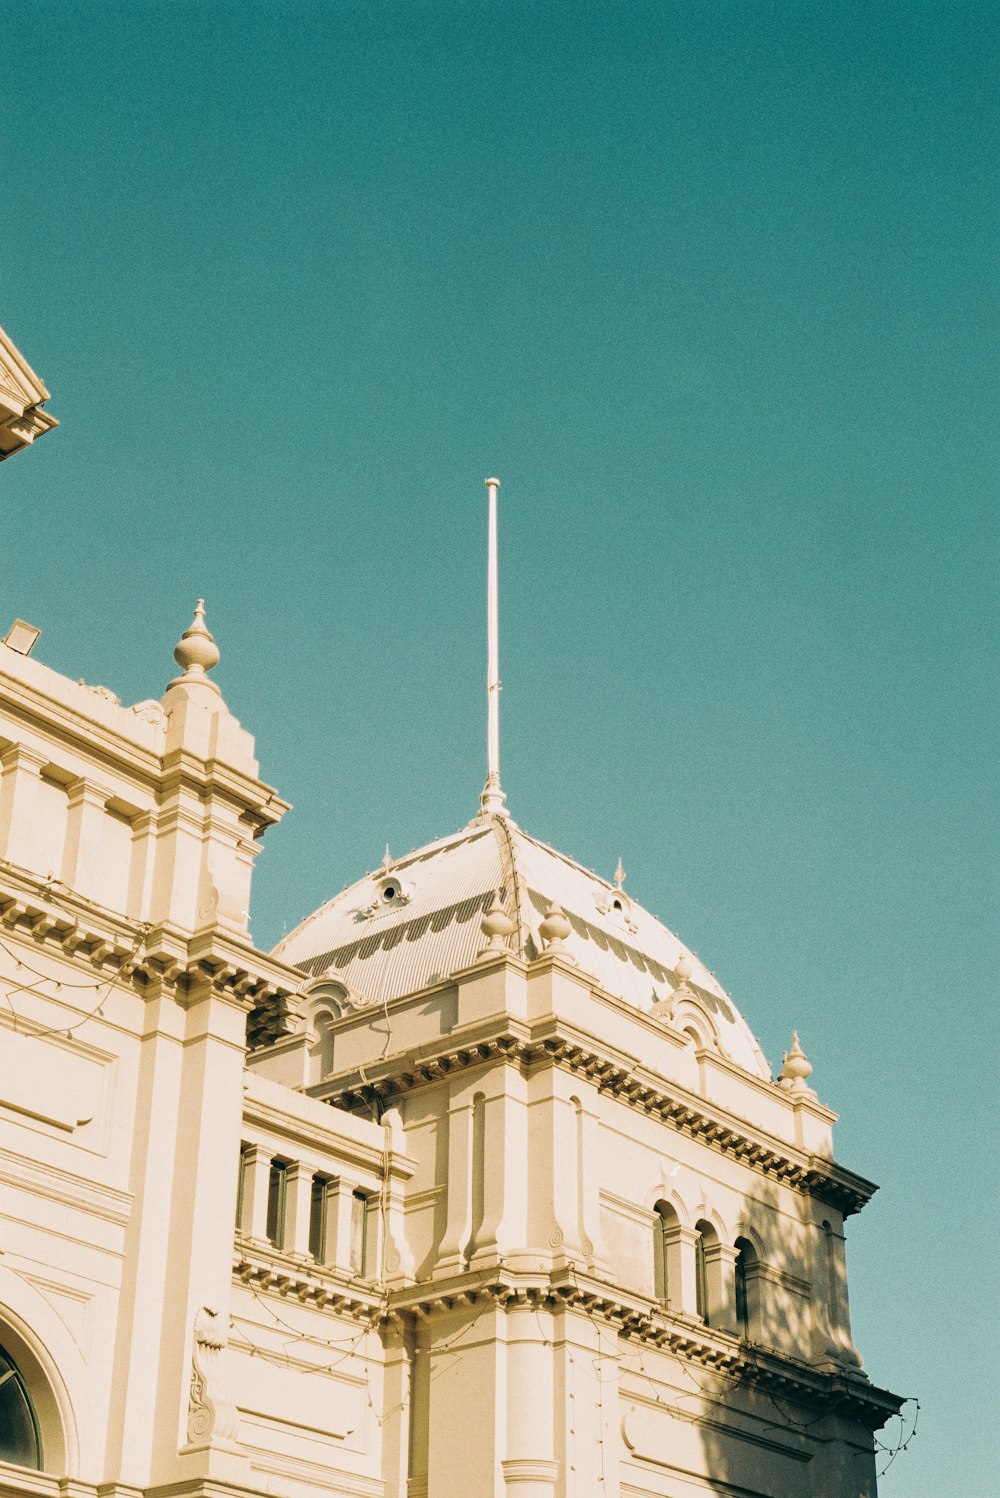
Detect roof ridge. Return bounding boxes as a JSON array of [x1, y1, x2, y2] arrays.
[[488, 815, 528, 958]]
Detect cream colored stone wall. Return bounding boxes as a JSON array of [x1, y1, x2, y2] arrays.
[[0, 618, 900, 1498]]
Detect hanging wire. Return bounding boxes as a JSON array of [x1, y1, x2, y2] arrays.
[[0, 923, 150, 1040]]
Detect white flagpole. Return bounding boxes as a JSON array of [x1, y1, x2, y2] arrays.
[[480, 476, 507, 816]]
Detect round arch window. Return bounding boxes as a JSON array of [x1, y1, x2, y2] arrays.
[[0, 1344, 42, 1468]]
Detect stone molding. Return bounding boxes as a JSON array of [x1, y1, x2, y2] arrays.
[[318, 1022, 875, 1218], [240, 1094, 392, 1177], [0, 862, 302, 1021], [0, 1145, 132, 1228], [501, 1457, 559, 1485], [0, 323, 58, 461], [379, 1264, 903, 1431], [233, 1247, 384, 1324]]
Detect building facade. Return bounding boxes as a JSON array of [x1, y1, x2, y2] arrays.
[[0, 601, 903, 1498], [0, 339, 902, 1496]]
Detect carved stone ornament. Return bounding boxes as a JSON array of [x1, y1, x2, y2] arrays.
[[187, 1305, 240, 1445], [130, 698, 168, 726]]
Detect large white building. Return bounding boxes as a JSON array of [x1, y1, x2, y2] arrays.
[[0, 330, 903, 1497]]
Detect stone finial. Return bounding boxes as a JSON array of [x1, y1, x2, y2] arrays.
[[674, 951, 693, 985], [613, 857, 626, 890], [169, 600, 220, 694], [539, 902, 575, 960], [381, 844, 393, 872], [778, 1031, 815, 1096], [478, 893, 514, 958]]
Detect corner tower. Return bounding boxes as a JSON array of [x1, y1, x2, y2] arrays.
[[244, 475, 904, 1498]]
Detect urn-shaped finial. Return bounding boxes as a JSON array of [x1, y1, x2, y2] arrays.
[[778, 1031, 815, 1095], [674, 951, 693, 985], [170, 599, 221, 692], [478, 893, 514, 958], [539, 902, 574, 958]]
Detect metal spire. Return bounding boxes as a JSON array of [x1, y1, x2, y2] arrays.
[[480, 476, 507, 817]]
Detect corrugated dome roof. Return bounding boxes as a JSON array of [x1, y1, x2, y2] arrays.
[[274, 816, 771, 1081]]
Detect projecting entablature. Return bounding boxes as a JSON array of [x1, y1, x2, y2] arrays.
[[0, 324, 58, 462]]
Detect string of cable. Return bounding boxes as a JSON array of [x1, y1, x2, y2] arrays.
[[0, 926, 149, 1040], [873, 1397, 919, 1478]]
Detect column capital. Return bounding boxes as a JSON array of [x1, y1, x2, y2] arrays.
[[0, 741, 47, 772]]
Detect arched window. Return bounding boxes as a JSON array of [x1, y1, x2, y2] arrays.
[[0, 1343, 42, 1468], [734, 1236, 758, 1340], [653, 1201, 679, 1307], [694, 1230, 708, 1322], [694, 1219, 718, 1325]]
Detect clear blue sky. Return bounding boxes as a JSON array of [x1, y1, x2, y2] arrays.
[[2, 3, 995, 1490]]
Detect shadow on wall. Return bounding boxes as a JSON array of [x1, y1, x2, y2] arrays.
[[701, 1176, 910, 1498], [624, 1175, 911, 1498]]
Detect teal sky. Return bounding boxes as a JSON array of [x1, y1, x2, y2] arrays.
[[2, 3, 995, 1489]]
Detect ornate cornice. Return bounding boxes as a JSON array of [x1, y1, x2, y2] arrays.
[[0, 323, 57, 462], [382, 1265, 903, 1431], [233, 1244, 383, 1323], [317, 1021, 876, 1217], [0, 861, 301, 1022]]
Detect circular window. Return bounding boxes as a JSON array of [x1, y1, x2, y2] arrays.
[[381, 883, 398, 902], [0, 1345, 41, 1468], [611, 897, 624, 913]]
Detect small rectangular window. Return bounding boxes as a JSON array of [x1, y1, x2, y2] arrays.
[[266, 1159, 288, 1248], [349, 1189, 369, 1276], [309, 1175, 329, 1262]]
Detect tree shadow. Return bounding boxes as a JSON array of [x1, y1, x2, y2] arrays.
[[617, 1173, 906, 1497]]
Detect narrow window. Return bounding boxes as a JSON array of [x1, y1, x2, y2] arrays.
[[235, 1143, 251, 1232], [0, 1345, 42, 1469], [735, 1242, 750, 1338], [266, 1159, 288, 1248], [653, 1201, 675, 1306], [309, 1175, 329, 1262], [350, 1189, 369, 1276], [694, 1230, 709, 1324]]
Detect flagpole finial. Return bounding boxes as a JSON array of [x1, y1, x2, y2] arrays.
[[479, 476, 507, 817]]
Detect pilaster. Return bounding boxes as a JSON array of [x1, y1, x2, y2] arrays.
[[817, 1217, 863, 1369], [237, 1143, 272, 1245], [282, 1161, 314, 1259], [0, 742, 47, 870], [329, 1177, 359, 1274], [147, 974, 252, 1485], [468, 1069, 528, 1270], [62, 777, 115, 902], [665, 1223, 701, 1318], [704, 1240, 740, 1334], [435, 1077, 477, 1276]]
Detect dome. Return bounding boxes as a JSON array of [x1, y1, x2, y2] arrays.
[[274, 816, 771, 1081]]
